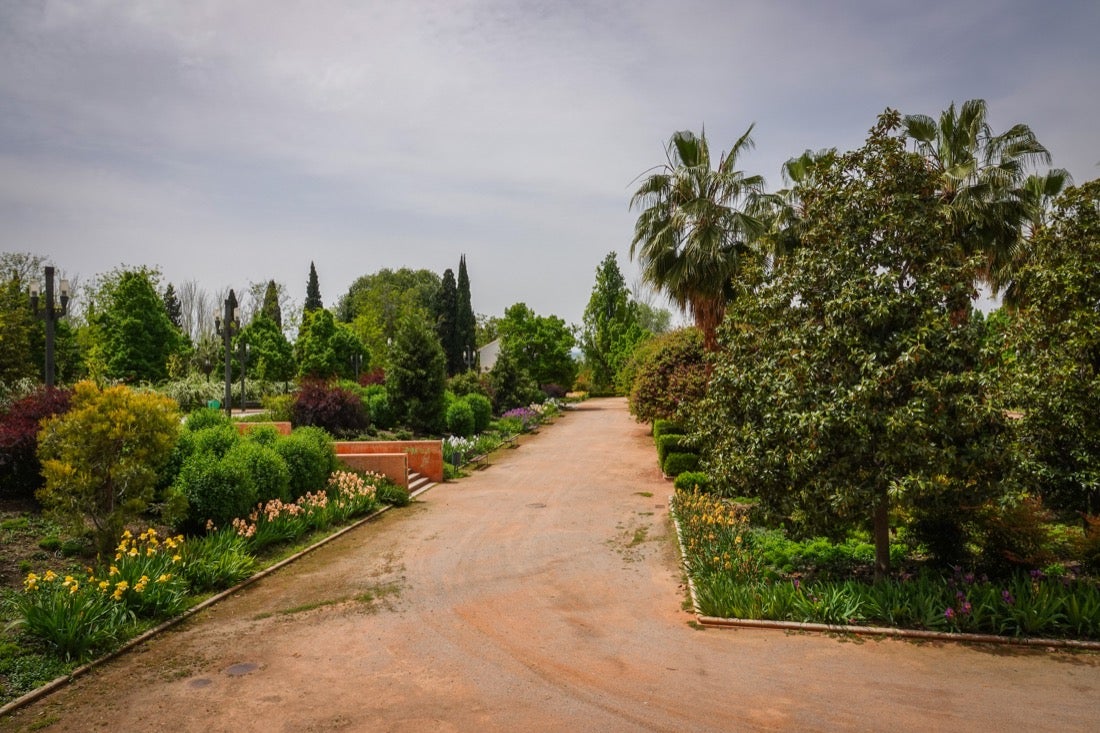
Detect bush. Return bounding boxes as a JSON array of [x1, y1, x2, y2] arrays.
[[656, 434, 692, 464], [261, 393, 294, 422], [243, 425, 281, 447], [448, 371, 489, 398], [158, 375, 224, 413], [275, 428, 336, 500], [0, 387, 72, 501], [463, 393, 493, 433], [627, 328, 707, 423], [376, 481, 411, 507], [184, 406, 230, 431], [366, 390, 395, 430], [652, 419, 685, 440], [540, 383, 568, 399], [175, 451, 257, 529], [291, 379, 367, 437], [445, 400, 475, 437], [663, 452, 699, 477], [190, 424, 240, 460], [226, 440, 290, 504], [673, 471, 711, 493]]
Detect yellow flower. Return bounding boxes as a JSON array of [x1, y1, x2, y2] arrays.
[[68, 582, 80, 594], [109, 565, 119, 576], [98, 580, 110, 591], [156, 574, 171, 583], [146, 547, 156, 557], [171, 554, 182, 564], [43, 570, 57, 582], [128, 548, 138, 557], [62, 575, 75, 586]]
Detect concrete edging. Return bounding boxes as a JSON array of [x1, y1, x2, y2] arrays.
[[667, 495, 1100, 651], [0, 479, 438, 718]]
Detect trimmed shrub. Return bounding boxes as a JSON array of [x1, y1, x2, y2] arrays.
[[243, 425, 281, 447], [190, 424, 240, 460], [0, 386, 72, 501], [226, 440, 290, 504], [275, 428, 336, 500], [656, 434, 691, 464], [463, 393, 493, 433], [445, 400, 475, 438], [652, 419, 685, 440], [291, 379, 367, 437], [663, 452, 700, 477], [185, 406, 230, 431], [673, 471, 712, 493], [176, 452, 257, 529]]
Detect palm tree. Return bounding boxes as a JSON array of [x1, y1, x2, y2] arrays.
[[903, 99, 1051, 292], [757, 148, 836, 267], [999, 168, 1073, 308], [629, 126, 767, 350]]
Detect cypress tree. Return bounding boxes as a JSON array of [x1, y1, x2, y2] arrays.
[[456, 255, 476, 369], [262, 279, 283, 329], [162, 283, 183, 331], [435, 268, 461, 375], [304, 262, 323, 313]]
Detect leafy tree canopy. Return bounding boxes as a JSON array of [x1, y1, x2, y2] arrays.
[[497, 302, 577, 389], [580, 252, 647, 393], [88, 266, 183, 383], [337, 268, 441, 369]]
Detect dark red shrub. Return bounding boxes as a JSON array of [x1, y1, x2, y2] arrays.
[[290, 380, 367, 437], [358, 367, 385, 386], [0, 387, 73, 500]]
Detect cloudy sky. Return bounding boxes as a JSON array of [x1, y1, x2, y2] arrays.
[[2, 0, 1097, 329]]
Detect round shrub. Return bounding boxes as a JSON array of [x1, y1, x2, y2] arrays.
[[275, 428, 336, 500], [445, 400, 475, 437], [244, 425, 281, 447], [291, 379, 367, 437], [673, 471, 712, 492], [463, 393, 493, 433], [367, 391, 395, 430], [226, 440, 290, 503], [0, 386, 72, 501], [184, 406, 230, 431], [656, 434, 691, 464], [190, 424, 241, 460], [663, 452, 700, 477], [176, 452, 257, 529]]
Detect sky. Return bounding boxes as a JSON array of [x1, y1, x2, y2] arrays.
[[2, 0, 1098, 331]]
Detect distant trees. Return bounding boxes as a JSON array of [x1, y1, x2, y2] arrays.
[[579, 252, 646, 394], [497, 303, 576, 390], [304, 261, 323, 313], [434, 268, 462, 375], [456, 255, 476, 364], [387, 316, 447, 433], [87, 267, 183, 383], [337, 268, 441, 370]]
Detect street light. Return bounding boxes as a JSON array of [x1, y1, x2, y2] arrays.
[[237, 340, 250, 412], [349, 351, 362, 381], [28, 266, 70, 388], [463, 346, 477, 373], [214, 290, 239, 418]]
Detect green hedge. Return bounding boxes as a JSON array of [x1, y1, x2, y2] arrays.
[[663, 452, 700, 477], [673, 471, 711, 492], [652, 419, 685, 441]]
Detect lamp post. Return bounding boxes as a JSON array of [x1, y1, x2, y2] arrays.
[[463, 346, 477, 373], [238, 340, 249, 412], [28, 266, 70, 388], [350, 351, 362, 381], [214, 290, 239, 418]]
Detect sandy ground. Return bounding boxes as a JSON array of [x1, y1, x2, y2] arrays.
[[2, 398, 1098, 732]]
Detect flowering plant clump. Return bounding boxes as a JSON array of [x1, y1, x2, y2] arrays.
[[326, 470, 379, 522], [233, 498, 306, 550], [443, 436, 475, 467], [106, 528, 189, 618], [501, 407, 537, 432]]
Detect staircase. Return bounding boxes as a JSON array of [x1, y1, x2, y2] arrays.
[[407, 470, 436, 497]]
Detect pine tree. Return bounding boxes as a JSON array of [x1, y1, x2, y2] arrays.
[[163, 283, 183, 330], [435, 268, 461, 375], [304, 262, 323, 313], [456, 255, 476, 366], [262, 279, 283, 329]]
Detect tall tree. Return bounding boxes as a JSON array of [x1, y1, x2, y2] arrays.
[[434, 268, 461, 375], [580, 252, 645, 393], [456, 256, 476, 361], [304, 261, 323, 313], [695, 111, 1008, 579], [498, 303, 577, 389], [1000, 169, 1073, 309], [337, 268, 441, 369], [240, 314, 295, 385], [903, 99, 1051, 293], [387, 316, 447, 433], [0, 273, 38, 383], [295, 308, 366, 380], [629, 126, 767, 350], [162, 283, 183, 331], [90, 267, 182, 383], [261, 279, 283, 329]]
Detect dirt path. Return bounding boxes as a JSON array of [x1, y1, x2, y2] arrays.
[[3, 398, 1099, 732]]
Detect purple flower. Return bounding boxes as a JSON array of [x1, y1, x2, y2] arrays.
[[1002, 590, 1014, 606], [792, 578, 800, 590], [944, 607, 955, 620], [963, 573, 975, 585], [956, 590, 966, 600], [961, 601, 972, 615]]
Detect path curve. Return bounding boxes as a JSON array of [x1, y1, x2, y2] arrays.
[[3, 398, 1098, 732]]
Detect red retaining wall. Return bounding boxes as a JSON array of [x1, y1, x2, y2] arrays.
[[333, 440, 443, 483]]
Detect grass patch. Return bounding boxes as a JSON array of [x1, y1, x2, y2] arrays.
[[634, 492, 654, 498]]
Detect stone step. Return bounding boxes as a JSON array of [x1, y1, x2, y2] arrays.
[[407, 470, 435, 497]]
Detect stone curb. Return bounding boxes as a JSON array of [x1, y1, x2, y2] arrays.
[[667, 495, 1100, 652], [0, 480, 438, 719]]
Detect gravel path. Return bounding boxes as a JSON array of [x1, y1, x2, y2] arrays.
[[3, 398, 1098, 732]]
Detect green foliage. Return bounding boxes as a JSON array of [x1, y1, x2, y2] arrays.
[[579, 252, 648, 393], [651, 419, 685, 440], [0, 272, 39, 383], [497, 302, 577, 388], [261, 393, 294, 422], [456, 256, 477, 367], [108, 530, 190, 618], [376, 481, 411, 507], [673, 471, 711, 492], [463, 393, 493, 432], [693, 112, 1010, 575], [185, 406, 230, 431], [89, 267, 183, 383], [1002, 180, 1100, 515], [448, 370, 489, 398], [36, 382, 180, 556], [337, 268, 442, 371], [261, 279, 283, 329], [242, 314, 296, 383], [157, 374, 225, 413], [626, 328, 707, 423], [662, 452, 699, 477], [304, 261, 323, 313], [275, 427, 336, 500], [227, 440, 290, 504], [176, 447, 257, 529], [445, 399, 475, 437], [366, 390, 395, 430], [656, 433, 692, 464], [178, 527, 256, 592], [387, 316, 447, 433], [435, 268, 462, 375], [486, 347, 540, 414], [295, 308, 366, 380], [190, 424, 240, 459]]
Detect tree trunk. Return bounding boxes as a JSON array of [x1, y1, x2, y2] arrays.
[[873, 491, 891, 583]]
